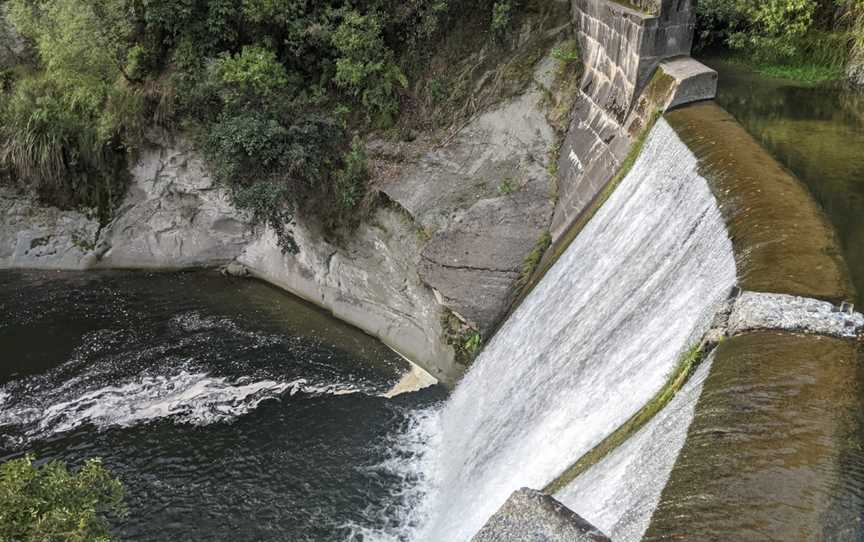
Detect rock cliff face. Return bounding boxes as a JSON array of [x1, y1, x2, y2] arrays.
[[0, 36, 569, 384], [0, 135, 251, 272], [0, 190, 100, 269], [98, 136, 252, 269], [382, 55, 559, 336]]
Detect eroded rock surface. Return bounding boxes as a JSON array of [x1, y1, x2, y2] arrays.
[[98, 136, 251, 269], [0, 188, 99, 269], [237, 208, 458, 383], [381, 56, 559, 334], [0, 27, 571, 383]]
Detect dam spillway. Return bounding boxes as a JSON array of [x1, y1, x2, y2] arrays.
[[395, 117, 738, 541], [376, 102, 864, 540]]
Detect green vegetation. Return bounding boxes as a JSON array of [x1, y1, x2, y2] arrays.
[[695, 0, 864, 82], [0, 0, 536, 248], [442, 309, 483, 366], [514, 230, 551, 293], [490, 1, 516, 40], [497, 179, 515, 195], [544, 38, 582, 133], [0, 455, 126, 541]]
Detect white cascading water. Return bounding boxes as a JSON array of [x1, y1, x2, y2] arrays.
[[394, 119, 737, 541], [555, 356, 714, 541]]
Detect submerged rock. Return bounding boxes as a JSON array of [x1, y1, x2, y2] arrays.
[[472, 488, 611, 542], [221, 261, 249, 278]]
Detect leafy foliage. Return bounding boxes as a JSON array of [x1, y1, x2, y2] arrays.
[[490, 1, 515, 39], [0, 455, 126, 542], [0, 0, 523, 236], [334, 137, 369, 212], [696, 0, 864, 78], [332, 11, 407, 125], [1, 0, 145, 218]]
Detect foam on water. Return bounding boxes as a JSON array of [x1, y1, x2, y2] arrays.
[[372, 119, 736, 541], [344, 407, 443, 542], [0, 310, 369, 448], [0, 367, 363, 446], [1, 370, 360, 438]]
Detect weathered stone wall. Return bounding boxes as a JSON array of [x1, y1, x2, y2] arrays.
[[550, 0, 699, 238], [571, 0, 694, 122], [550, 55, 715, 238]]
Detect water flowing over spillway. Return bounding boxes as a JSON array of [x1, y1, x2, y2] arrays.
[[554, 357, 714, 541], [395, 119, 738, 541]]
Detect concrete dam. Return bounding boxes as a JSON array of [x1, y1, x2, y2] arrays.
[[1, 0, 862, 540], [367, 0, 864, 540]]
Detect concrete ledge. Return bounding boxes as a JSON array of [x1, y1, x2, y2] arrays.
[[472, 488, 611, 542], [728, 291, 863, 339], [659, 57, 718, 110]]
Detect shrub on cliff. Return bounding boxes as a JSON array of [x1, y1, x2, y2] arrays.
[[0, 0, 147, 220], [0, 455, 126, 541]]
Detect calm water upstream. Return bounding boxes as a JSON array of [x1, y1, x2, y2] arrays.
[[705, 58, 864, 307], [0, 270, 444, 541]]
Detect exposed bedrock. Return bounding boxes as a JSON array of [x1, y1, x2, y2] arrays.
[[97, 134, 252, 269], [0, 134, 251, 271], [0, 189, 100, 270], [381, 66, 558, 333], [237, 209, 455, 383]]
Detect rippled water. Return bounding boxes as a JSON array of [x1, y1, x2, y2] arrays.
[[705, 57, 864, 306], [0, 270, 444, 541]]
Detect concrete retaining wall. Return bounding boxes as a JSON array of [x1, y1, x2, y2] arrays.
[[551, 0, 700, 237]]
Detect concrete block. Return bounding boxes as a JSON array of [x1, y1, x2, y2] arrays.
[[659, 57, 718, 109], [472, 488, 611, 542]]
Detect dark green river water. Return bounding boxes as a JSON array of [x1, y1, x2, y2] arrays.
[[0, 270, 443, 541], [705, 58, 864, 307]]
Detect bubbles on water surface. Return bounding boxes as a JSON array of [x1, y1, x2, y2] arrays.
[[0, 270, 437, 541], [341, 406, 444, 542], [0, 309, 374, 449]]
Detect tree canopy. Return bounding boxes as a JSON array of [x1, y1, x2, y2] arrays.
[[0, 0, 519, 247]]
